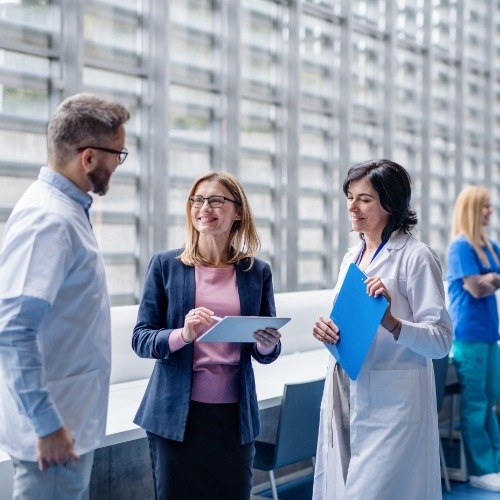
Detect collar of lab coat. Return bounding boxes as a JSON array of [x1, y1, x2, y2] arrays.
[[347, 231, 410, 274]]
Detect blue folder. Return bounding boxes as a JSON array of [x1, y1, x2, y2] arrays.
[[325, 262, 388, 380]]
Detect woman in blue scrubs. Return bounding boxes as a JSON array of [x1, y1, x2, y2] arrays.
[[447, 185, 500, 492]]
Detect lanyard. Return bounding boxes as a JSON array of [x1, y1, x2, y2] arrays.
[[355, 240, 387, 266]]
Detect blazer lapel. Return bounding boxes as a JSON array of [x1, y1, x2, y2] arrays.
[[235, 261, 252, 316], [235, 261, 253, 359], [184, 264, 196, 315]]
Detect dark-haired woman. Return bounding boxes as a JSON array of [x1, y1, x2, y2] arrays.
[[311, 159, 452, 499]]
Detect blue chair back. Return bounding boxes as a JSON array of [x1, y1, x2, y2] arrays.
[[432, 355, 449, 413], [273, 378, 325, 469]]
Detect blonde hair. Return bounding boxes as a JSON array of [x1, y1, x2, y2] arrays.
[[451, 185, 499, 267], [179, 171, 261, 269]]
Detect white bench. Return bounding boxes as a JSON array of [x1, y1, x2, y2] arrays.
[[109, 305, 153, 385], [109, 289, 333, 384], [0, 289, 334, 496]]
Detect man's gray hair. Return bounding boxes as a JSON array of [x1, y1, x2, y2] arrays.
[[47, 93, 130, 166]]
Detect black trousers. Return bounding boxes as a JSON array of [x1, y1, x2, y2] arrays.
[[146, 401, 255, 500]]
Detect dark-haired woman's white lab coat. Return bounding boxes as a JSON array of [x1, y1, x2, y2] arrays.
[[313, 232, 453, 500]]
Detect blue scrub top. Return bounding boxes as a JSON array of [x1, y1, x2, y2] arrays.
[[447, 235, 500, 342]]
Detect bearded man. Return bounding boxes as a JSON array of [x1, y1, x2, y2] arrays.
[[0, 93, 130, 499]]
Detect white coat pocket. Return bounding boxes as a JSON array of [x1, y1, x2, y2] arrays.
[[369, 368, 421, 424]]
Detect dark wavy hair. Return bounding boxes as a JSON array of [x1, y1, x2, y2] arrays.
[[342, 159, 418, 241]]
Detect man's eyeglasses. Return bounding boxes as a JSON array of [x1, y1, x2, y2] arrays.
[[77, 146, 128, 165], [189, 195, 241, 208]]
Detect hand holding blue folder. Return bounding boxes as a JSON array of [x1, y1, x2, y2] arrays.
[[325, 263, 388, 380]]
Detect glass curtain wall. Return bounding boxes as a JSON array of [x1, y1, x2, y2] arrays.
[[1, 0, 499, 303]]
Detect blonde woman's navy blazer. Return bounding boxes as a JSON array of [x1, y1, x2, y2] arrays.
[[132, 249, 281, 444]]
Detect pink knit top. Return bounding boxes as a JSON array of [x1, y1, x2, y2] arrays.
[[169, 265, 241, 403]]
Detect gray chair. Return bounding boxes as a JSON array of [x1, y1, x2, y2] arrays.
[[253, 378, 325, 500], [433, 355, 451, 492]]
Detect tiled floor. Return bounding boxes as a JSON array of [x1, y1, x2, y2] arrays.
[[253, 437, 498, 499], [255, 478, 500, 499], [254, 475, 500, 499], [444, 481, 500, 499]]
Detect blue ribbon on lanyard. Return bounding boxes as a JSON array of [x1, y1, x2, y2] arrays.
[[355, 240, 387, 266]]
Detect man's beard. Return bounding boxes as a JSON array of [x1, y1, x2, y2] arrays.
[[88, 164, 111, 196]]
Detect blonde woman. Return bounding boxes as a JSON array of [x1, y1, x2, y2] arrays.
[[447, 186, 500, 492], [132, 171, 281, 500]]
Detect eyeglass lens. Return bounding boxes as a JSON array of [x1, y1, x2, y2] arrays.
[[191, 196, 225, 208]]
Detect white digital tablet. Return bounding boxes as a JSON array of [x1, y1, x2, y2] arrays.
[[197, 316, 291, 343]]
